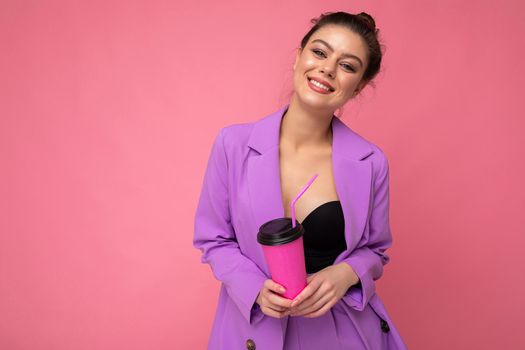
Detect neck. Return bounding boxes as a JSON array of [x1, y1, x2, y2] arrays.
[[280, 94, 335, 151]]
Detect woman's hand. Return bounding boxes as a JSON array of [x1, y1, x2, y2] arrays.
[[289, 263, 359, 318], [255, 279, 294, 319]]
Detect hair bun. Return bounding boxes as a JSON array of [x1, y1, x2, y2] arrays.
[[356, 12, 377, 32]]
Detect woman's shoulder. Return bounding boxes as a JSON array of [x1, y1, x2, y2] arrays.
[[335, 117, 389, 166], [215, 120, 255, 153], [207, 118, 260, 166], [358, 134, 390, 174], [360, 137, 390, 181], [365, 138, 389, 164], [333, 119, 390, 187], [216, 105, 286, 151]]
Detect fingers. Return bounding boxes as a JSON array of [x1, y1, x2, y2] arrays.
[[267, 302, 290, 314], [267, 304, 287, 312], [290, 285, 327, 314], [260, 305, 290, 319], [258, 279, 293, 318], [292, 290, 334, 316], [303, 298, 337, 318], [264, 279, 286, 294], [290, 278, 322, 308], [263, 279, 293, 308], [267, 291, 293, 309], [260, 294, 291, 318]]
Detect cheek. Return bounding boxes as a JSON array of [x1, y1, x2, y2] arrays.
[[293, 59, 315, 86], [342, 77, 360, 91], [294, 61, 311, 82], [297, 57, 316, 72]]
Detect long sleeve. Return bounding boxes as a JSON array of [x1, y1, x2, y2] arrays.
[[193, 128, 267, 325], [342, 152, 392, 311]]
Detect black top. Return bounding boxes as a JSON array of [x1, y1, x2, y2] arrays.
[[301, 200, 347, 274]]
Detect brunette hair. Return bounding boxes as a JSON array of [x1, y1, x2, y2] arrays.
[[300, 11, 384, 83]]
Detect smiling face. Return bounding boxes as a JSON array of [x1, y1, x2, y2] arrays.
[[292, 24, 370, 111]]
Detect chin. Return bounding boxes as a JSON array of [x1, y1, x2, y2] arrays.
[[295, 90, 336, 111]]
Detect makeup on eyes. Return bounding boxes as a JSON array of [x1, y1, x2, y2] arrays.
[[310, 47, 357, 72]]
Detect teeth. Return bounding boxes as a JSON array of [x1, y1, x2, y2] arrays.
[[310, 79, 331, 91]]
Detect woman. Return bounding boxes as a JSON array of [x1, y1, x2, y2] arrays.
[[193, 11, 407, 349]]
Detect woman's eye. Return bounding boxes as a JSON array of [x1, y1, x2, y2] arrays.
[[312, 49, 326, 58], [312, 49, 355, 72], [341, 63, 355, 72]]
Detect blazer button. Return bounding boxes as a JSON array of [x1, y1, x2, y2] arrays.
[[246, 338, 256, 350], [380, 319, 390, 333]]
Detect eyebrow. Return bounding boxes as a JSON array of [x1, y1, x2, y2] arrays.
[[311, 39, 364, 68]]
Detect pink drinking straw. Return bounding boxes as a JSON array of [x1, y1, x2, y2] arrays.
[[291, 173, 319, 228]]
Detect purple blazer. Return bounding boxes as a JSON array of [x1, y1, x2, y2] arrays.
[[193, 105, 407, 349]]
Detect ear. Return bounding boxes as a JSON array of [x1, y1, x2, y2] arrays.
[[293, 49, 301, 71], [354, 79, 369, 96]]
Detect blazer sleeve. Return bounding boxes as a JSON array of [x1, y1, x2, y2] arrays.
[[341, 151, 393, 311], [193, 128, 267, 325]]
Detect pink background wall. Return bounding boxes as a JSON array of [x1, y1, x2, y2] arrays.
[[1, 0, 524, 348]]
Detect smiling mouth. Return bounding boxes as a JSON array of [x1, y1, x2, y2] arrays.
[[307, 78, 335, 92]]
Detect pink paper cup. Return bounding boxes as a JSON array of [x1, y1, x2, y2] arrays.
[[257, 218, 307, 300]]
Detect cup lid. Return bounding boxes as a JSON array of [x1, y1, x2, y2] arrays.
[[257, 218, 303, 246]]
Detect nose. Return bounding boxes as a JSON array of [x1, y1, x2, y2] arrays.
[[319, 62, 336, 79]]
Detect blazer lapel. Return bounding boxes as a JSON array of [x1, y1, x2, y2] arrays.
[[331, 117, 374, 256], [246, 107, 287, 228], [247, 105, 375, 257]]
